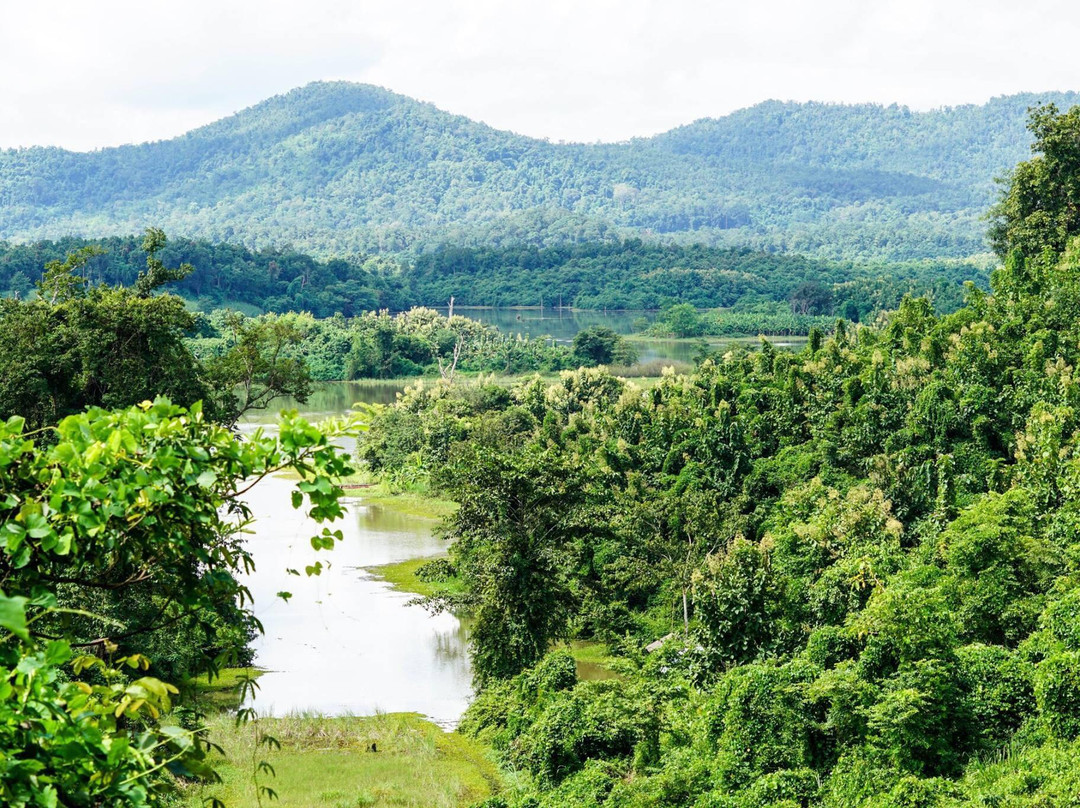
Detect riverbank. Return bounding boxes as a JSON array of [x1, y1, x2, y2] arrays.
[[184, 667, 265, 712], [353, 483, 459, 520], [181, 712, 500, 808], [369, 555, 620, 683], [369, 555, 466, 599]]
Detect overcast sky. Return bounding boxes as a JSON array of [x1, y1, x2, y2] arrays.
[[2, 0, 1079, 151]]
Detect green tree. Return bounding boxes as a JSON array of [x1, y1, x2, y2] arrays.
[[204, 311, 312, 423], [788, 281, 833, 315], [36, 245, 100, 303], [133, 228, 193, 296], [439, 447, 592, 683], [660, 302, 703, 337], [571, 325, 635, 366], [990, 104, 1080, 261], [0, 285, 218, 431], [0, 399, 355, 804]]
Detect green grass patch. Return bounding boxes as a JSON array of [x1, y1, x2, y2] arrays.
[[181, 712, 500, 808], [562, 641, 620, 681], [367, 556, 466, 599], [182, 667, 264, 713], [355, 486, 459, 521]]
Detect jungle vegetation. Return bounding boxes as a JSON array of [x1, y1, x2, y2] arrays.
[[186, 308, 635, 381], [354, 104, 1080, 807], [0, 230, 356, 804], [0, 234, 986, 315]]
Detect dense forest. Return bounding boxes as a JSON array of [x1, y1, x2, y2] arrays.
[[2, 81, 1077, 261], [352, 105, 1080, 806], [9, 78, 1080, 806], [0, 234, 986, 318]]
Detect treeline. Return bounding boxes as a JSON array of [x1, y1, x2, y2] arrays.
[[0, 234, 988, 319], [353, 106, 1080, 805], [187, 308, 635, 381], [406, 241, 988, 312], [0, 234, 410, 316], [647, 301, 836, 337]]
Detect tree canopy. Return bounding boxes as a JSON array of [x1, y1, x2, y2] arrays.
[[0, 400, 355, 805]]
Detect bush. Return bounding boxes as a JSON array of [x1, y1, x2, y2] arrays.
[[706, 661, 819, 788], [867, 659, 971, 777], [1035, 651, 1080, 739], [956, 644, 1035, 752], [1040, 587, 1080, 651], [513, 681, 646, 785]]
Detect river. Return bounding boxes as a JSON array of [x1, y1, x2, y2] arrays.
[[239, 409, 470, 726]]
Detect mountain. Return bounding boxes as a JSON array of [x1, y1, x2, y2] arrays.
[[2, 82, 1077, 261]]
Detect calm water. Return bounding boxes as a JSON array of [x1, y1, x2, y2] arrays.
[[243, 381, 408, 425], [444, 307, 805, 364], [241, 481, 470, 724], [239, 396, 470, 725], [445, 307, 653, 341]]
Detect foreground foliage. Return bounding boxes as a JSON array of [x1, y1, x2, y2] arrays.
[[0, 400, 353, 804]]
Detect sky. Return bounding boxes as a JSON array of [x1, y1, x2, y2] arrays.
[[2, 0, 1080, 151]]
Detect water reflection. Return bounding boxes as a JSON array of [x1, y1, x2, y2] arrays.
[[442, 306, 653, 341], [241, 480, 473, 725], [241, 380, 407, 425]]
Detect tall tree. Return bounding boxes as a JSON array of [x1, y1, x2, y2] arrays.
[[990, 104, 1080, 262]]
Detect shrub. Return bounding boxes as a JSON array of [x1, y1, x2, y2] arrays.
[[1035, 651, 1080, 739]]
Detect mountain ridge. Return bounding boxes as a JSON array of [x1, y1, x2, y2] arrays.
[[3, 82, 1078, 261]]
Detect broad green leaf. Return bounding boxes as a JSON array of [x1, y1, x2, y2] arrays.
[[0, 592, 29, 641]]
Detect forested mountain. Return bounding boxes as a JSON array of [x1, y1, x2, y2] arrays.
[[1, 82, 1076, 261]]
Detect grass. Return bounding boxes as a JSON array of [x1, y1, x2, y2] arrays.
[[182, 712, 500, 808], [562, 641, 620, 681], [182, 667, 264, 712], [354, 485, 459, 520], [367, 556, 467, 599]]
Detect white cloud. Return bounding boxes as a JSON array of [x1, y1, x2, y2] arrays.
[[2, 0, 1079, 150]]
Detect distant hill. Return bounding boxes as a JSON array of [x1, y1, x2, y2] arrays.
[[2, 82, 1077, 261]]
